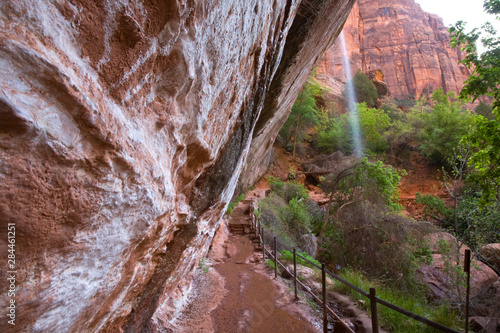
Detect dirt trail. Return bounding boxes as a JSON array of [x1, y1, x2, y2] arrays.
[[211, 235, 318, 332], [169, 196, 320, 332]]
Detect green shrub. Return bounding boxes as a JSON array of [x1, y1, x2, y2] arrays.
[[394, 95, 416, 109], [280, 198, 313, 241], [259, 193, 287, 229], [267, 176, 284, 196], [418, 89, 475, 165], [344, 70, 379, 108], [314, 113, 352, 154], [283, 181, 309, 202], [265, 259, 276, 270], [226, 193, 246, 215], [332, 269, 463, 332], [380, 97, 404, 121], [198, 257, 210, 273], [415, 192, 453, 224], [279, 250, 320, 269], [474, 101, 494, 120], [357, 103, 391, 153], [258, 183, 323, 252], [318, 202, 431, 292], [268, 177, 309, 203]]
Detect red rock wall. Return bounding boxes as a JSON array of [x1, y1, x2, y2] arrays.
[[317, 0, 471, 99], [0, 0, 354, 331], [239, 0, 357, 190]]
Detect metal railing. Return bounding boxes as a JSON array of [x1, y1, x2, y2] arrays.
[[249, 205, 468, 333]]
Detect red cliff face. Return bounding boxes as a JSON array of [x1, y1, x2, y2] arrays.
[[317, 0, 471, 100], [0, 0, 354, 332]]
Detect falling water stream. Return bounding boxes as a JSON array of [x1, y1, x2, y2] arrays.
[[339, 31, 364, 156]]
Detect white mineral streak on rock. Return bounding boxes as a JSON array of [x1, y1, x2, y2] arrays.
[[0, 0, 354, 331]]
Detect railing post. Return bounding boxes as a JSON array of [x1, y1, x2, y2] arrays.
[[262, 228, 265, 262], [370, 287, 379, 333], [322, 263, 327, 333], [256, 217, 259, 236], [250, 201, 253, 230], [274, 236, 277, 279], [464, 249, 471, 333], [293, 248, 298, 300]]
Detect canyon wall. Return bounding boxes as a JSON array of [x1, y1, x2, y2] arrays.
[[317, 0, 471, 100], [0, 0, 354, 332]]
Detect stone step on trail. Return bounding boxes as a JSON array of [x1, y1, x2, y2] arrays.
[[228, 224, 252, 235], [228, 197, 254, 235]]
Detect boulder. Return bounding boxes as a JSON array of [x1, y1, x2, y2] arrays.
[[469, 317, 500, 333], [281, 267, 293, 279], [479, 243, 500, 273], [418, 233, 498, 300]]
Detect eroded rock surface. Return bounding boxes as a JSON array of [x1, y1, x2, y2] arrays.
[[0, 0, 354, 332], [317, 0, 471, 100]]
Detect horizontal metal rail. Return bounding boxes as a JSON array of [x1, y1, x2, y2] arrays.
[[255, 217, 461, 333], [263, 244, 355, 333], [323, 267, 369, 298], [295, 249, 460, 332], [294, 252, 322, 270]]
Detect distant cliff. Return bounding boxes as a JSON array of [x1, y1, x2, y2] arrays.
[[317, 0, 471, 100]]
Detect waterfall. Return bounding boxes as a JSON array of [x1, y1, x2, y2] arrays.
[[339, 31, 364, 156]]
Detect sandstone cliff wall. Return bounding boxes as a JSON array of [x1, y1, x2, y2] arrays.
[[317, 0, 471, 100], [0, 0, 354, 331]]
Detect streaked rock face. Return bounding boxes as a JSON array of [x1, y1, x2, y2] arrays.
[[0, 0, 354, 331], [317, 0, 471, 99]]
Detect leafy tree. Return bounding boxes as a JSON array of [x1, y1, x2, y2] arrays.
[[415, 193, 453, 225], [450, 0, 500, 206], [418, 88, 475, 165], [416, 188, 500, 249], [394, 95, 416, 109], [384, 116, 422, 162], [475, 101, 495, 120], [380, 97, 435, 160], [344, 70, 379, 107], [458, 193, 500, 247], [380, 96, 404, 121], [314, 112, 351, 154], [317, 158, 404, 243], [314, 103, 391, 155], [357, 103, 391, 153], [413, 94, 432, 113], [280, 78, 322, 161]]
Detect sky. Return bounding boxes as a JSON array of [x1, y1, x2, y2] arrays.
[[414, 0, 500, 53], [415, 0, 500, 32]]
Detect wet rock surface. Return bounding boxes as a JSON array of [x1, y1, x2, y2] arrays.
[[0, 0, 354, 331]]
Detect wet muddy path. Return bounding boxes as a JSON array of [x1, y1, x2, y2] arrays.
[[210, 235, 318, 332]]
